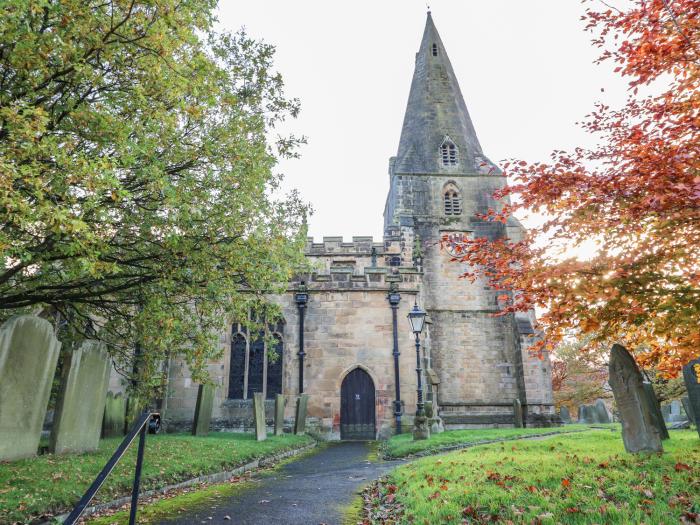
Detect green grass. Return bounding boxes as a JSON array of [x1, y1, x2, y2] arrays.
[[0, 432, 313, 524], [369, 430, 700, 524], [383, 424, 590, 458]]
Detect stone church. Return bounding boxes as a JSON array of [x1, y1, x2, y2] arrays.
[[136, 13, 555, 439]]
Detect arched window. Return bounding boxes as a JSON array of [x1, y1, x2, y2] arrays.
[[443, 183, 462, 216], [228, 332, 247, 399], [228, 320, 285, 400], [266, 333, 283, 399], [432, 43, 438, 56], [440, 137, 458, 166]]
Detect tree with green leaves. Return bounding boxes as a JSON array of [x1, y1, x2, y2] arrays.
[[0, 0, 308, 392]]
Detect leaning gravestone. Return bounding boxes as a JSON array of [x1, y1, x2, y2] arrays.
[[0, 315, 62, 461], [608, 344, 663, 453], [253, 392, 266, 441], [192, 384, 215, 437], [513, 399, 524, 428], [681, 396, 695, 425], [559, 406, 571, 424], [594, 399, 611, 424], [294, 394, 309, 435], [274, 394, 285, 436], [642, 382, 669, 440], [103, 391, 127, 438], [682, 359, 700, 438], [50, 340, 111, 454]]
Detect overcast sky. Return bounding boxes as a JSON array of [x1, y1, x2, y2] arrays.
[[216, 0, 631, 241]]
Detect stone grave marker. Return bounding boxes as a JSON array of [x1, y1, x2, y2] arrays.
[[682, 396, 695, 425], [578, 405, 591, 424], [102, 391, 127, 438], [594, 399, 611, 424], [559, 406, 571, 423], [253, 392, 266, 441], [682, 359, 700, 438], [0, 315, 62, 461], [192, 384, 215, 437], [50, 340, 111, 454], [513, 399, 524, 428], [661, 404, 672, 423], [294, 394, 309, 435], [642, 382, 669, 440], [608, 344, 663, 453], [274, 394, 285, 436]]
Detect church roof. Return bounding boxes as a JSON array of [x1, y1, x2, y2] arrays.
[[394, 12, 500, 175]]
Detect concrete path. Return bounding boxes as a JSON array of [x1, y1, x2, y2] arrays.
[[158, 442, 400, 525]]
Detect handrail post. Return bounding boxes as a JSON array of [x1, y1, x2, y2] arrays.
[[129, 422, 148, 525]]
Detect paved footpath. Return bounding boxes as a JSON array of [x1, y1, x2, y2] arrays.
[[158, 442, 401, 525]]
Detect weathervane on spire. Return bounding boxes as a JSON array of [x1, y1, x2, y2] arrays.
[[426, 3, 431, 14]]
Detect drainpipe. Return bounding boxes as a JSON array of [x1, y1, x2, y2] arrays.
[[387, 283, 402, 434], [294, 282, 309, 394]]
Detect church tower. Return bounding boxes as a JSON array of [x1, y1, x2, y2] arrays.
[[384, 12, 555, 427]]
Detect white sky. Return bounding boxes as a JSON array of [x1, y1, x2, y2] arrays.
[[216, 0, 632, 241]]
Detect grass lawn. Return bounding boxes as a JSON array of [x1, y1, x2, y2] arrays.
[[0, 432, 313, 524], [383, 424, 590, 458], [367, 429, 700, 524]]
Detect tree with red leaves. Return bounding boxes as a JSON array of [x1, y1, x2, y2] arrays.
[[450, 0, 699, 376]]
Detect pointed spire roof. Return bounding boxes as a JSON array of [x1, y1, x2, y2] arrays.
[[394, 12, 499, 175]]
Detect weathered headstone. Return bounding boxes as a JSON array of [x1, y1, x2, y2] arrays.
[[0, 315, 62, 461], [559, 406, 571, 423], [608, 344, 663, 453], [425, 401, 444, 434], [594, 399, 611, 424], [682, 359, 700, 438], [50, 340, 111, 454], [642, 382, 669, 440], [192, 384, 215, 436], [274, 394, 285, 436], [513, 399, 524, 428], [253, 392, 266, 441], [661, 404, 672, 423], [682, 396, 695, 425], [577, 405, 589, 423], [294, 394, 309, 435], [102, 391, 127, 438]]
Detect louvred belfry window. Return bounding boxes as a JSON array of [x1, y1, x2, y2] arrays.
[[444, 185, 462, 216], [432, 43, 438, 56], [440, 137, 458, 166]]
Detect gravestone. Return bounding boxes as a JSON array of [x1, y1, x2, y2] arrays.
[[608, 344, 663, 453], [594, 399, 611, 424], [294, 394, 309, 435], [50, 340, 111, 454], [192, 384, 215, 436], [642, 382, 669, 440], [661, 404, 672, 423], [681, 396, 695, 425], [253, 392, 266, 441], [0, 315, 62, 461], [682, 359, 700, 438], [425, 401, 444, 434], [102, 391, 127, 438], [559, 406, 571, 423], [274, 394, 285, 436], [513, 399, 524, 428], [578, 405, 591, 424]]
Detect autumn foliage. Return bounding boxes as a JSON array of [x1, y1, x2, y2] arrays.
[[450, 0, 699, 375]]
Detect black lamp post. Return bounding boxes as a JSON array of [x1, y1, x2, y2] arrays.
[[387, 285, 402, 434], [407, 301, 429, 440], [294, 282, 309, 394]]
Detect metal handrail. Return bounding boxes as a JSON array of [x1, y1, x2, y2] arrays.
[[63, 410, 158, 525]]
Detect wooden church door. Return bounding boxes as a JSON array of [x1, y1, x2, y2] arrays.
[[340, 368, 376, 440]]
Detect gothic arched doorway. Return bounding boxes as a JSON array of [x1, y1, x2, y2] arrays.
[[340, 368, 376, 440]]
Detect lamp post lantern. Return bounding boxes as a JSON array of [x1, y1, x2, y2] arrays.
[[407, 301, 430, 440]]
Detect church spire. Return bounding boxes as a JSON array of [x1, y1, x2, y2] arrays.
[[394, 12, 498, 175]]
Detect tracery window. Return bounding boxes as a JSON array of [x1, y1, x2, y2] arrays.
[[443, 183, 462, 216], [228, 321, 284, 400], [440, 137, 458, 166]]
